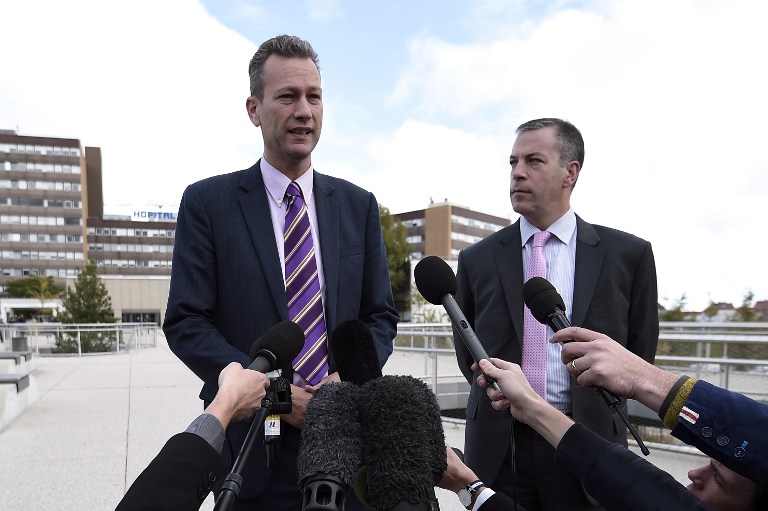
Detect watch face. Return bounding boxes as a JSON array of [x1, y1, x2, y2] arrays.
[[458, 488, 471, 507]]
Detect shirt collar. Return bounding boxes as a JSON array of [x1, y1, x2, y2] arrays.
[[260, 157, 315, 207], [519, 209, 576, 246]]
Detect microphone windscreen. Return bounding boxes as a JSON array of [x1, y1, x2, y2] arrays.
[[248, 320, 305, 372], [358, 375, 443, 510], [330, 320, 382, 385], [522, 276, 566, 324], [297, 381, 361, 488], [414, 256, 457, 305]]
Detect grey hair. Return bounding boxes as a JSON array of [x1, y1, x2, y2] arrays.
[[248, 35, 319, 99], [516, 118, 585, 168]]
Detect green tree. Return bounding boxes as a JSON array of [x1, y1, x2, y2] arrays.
[[703, 301, 719, 321], [4, 275, 64, 320], [732, 291, 757, 322], [54, 263, 117, 353], [659, 294, 688, 322], [379, 205, 411, 295]]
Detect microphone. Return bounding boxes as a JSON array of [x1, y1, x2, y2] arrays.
[[298, 382, 362, 511], [414, 256, 499, 391], [329, 319, 382, 385], [248, 320, 305, 373], [521, 276, 650, 456], [356, 375, 445, 511], [248, 321, 304, 469]]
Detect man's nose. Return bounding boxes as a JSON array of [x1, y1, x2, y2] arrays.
[[293, 96, 312, 119]]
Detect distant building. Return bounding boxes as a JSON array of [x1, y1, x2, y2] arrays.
[[394, 200, 511, 261], [0, 129, 175, 324], [394, 201, 511, 321]]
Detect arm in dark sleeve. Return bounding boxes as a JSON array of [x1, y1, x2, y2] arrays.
[[669, 380, 768, 487], [358, 193, 399, 368], [555, 423, 708, 511], [116, 432, 228, 511], [454, 251, 476, 384], [626, 241, 659, 363], [163, 185, 250, 390]]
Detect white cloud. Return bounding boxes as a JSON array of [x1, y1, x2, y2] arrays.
[[306, 0, 344, 23]]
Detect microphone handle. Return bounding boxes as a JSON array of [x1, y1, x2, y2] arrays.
[[249, 349, 277, 373], [441, 294, 500, 391], [547, 312, 650, 456]]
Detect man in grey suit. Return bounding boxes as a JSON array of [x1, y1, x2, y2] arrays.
[[454, 118, 658, 511], [163, 35, 398, 510]]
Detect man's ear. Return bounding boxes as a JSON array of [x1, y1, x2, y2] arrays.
[[564, 160, 580, 187], [246, 96, 260, 127]]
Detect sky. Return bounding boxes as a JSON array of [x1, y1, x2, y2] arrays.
[[1, 0, 767, 311]]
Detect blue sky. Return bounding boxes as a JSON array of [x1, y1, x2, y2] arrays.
[[2, 0, 767, 311]]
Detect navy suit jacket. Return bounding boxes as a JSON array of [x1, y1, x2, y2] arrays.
[[455, 216, 659, 484], [163, 161, 398, 504]]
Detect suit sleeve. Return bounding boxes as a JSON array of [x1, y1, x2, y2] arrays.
[[358, 193, 399, 368], [116, 432, 228, 511], [163, 185, 250, 391], [670, 380, 768, 487], [626, 240, 659, 363], [555, 424, 708, 511], [454, 251, 476, 384]]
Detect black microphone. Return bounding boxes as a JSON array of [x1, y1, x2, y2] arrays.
[[248, 320, 305, 373], [521, 276, 650, 456], [414, 256, 499, 391], [356, 375, 445, 511], [330, 319, 382, 385], [298, 381, 362, 511]]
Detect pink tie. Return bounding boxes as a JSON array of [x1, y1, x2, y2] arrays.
[[522, 231, 552, 398]]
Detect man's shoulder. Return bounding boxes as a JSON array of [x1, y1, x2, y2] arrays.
[[463, 224, 518, 256]]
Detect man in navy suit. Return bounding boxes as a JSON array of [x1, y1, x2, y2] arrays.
[[454, 118, 659, 510], [163, 34, 399, 510]]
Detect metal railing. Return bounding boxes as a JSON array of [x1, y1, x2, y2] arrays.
[[0, 322, 159, 356], [394, 322, 768, 403]]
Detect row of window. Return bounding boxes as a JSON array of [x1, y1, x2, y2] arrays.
[[1, 215, 81, 226], [452, 232, 487, 244], [93, 259, 172, 269], [88, 227, 175, 238], [89, 243, 173, 254], [1, 267, 78, 278], [452, 215, 508, 232], [1, 232, 83, 243], [1, 250, 84, 261], [407, 235, 423, 244], [0, 179, 81, 191], [1, 197, 82, 209], [0, 144, 81, 157], [2, 162, 81, 174]]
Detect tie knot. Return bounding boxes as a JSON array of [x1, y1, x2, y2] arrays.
[[532, 231, 552, 248], [285, 182, 302, 200]]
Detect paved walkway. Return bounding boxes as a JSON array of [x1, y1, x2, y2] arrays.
[[0, 339, 703, 510]]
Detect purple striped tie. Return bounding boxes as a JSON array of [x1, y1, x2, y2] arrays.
[[522, 231, 552, 398], [284, 182, 328, 385]]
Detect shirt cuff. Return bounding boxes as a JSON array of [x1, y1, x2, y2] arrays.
[[474, 487, 495, 510], [185, 413, 226, 452]]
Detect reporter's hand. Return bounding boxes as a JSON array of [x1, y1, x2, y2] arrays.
[[207, 362, 270, 427], [552, 327, 677, 412], [437, 443, 479, 493], [472, 359, 546, 424]]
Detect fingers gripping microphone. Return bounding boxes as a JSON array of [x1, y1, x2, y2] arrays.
[[298, 382, 362, 511], [414, 256, 499, 391], [522, 277, 650, 456]]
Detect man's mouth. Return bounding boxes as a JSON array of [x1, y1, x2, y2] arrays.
[[289, 128, 312, 135]]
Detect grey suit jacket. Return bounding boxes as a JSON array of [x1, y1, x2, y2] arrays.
[[163, 160, 398, 503], [454, 215, 658, 483]]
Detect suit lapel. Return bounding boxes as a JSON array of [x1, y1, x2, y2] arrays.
[[237, 161, 289, 319], [572, 215, 604, 327], [494, 221, 524, 345], [313, 173, 339, 330]]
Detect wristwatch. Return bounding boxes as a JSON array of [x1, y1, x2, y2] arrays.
[[457, 479, 485, 510]]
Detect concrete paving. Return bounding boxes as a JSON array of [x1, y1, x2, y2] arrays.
[[0, 338, 704, 510]]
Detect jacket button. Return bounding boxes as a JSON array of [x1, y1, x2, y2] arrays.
[[208, 471, 217, 482], [716, 435, 729, 446], [701, 427, 713, 438], [734, 447, 746, 458], [198, 488, 208, 500]]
